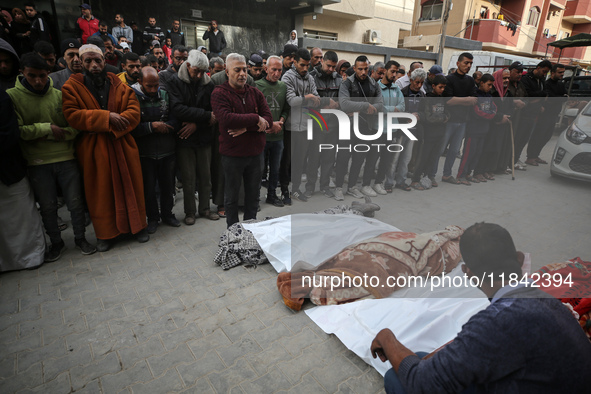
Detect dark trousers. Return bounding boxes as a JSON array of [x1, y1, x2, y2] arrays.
[[140, 155, 175, 223], [513, 116, 536, 163], [222, 153, 263, 227], [211, 131, 225, 207], [27, 160, 86, 244], [457, 135, 486, 178], [177, 144, 212, 216], [474, 124, 504, 175], [527, 113, 557, 160], [306, 130, 337, 192], [384, 352, 476, 394], [263, 140, 284, 194], [279, 130, 291, 193], [374, 134, 395, 184], [412, 132, 445, 182]]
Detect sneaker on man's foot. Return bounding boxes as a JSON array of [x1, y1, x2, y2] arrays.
[[136, 229, 150, 243], [303, 190, 313, 199], [322, 188, 335, 198], [45, 240, 65, 262], [361, 185, 377, 197], [147, 221, 158, 234], [75, 237, 97, 255], [282, 192, 292, 206], [266, 194, 285, 207], [292, 191, 308, 202], [372, 183, 387, 195], [347, 187, 364, 199], [334, 187, 344, 201]]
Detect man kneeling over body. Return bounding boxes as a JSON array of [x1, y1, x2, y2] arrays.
[[371, 222, 591, 394]]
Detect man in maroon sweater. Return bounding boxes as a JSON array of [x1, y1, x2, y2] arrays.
[[211, 53, 273, 227]]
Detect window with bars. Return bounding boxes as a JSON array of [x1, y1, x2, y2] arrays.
[[303, 30, 337, 41]]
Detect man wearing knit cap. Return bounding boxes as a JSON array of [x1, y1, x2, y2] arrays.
[[62, 44, 147, 252], [248, 54, 264, 81], [49, 39, 83, 90], [281, 44, 298, 77]]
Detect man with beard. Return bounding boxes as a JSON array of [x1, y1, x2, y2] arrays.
[[143, 17, 165, 47], [281, 48, 321, 202], [309, 50, 341, 198], [159, 45, 188, 90], [309, 47, 323, 71], [86, 36, 120, 74], [371, 62, 386, 82], [50, 39, 82, 90], [166, 20, 185, 47], [101, 35, 121, 69], [151, 45, 167, 71], [91, 21, 117, 45], [131, 67, 180, 233], [62, 44, 147, 252], [112, 14, 133, 45], [117, 52, 141, 86], [211, 53, 273, 227], [167, 50, 218, 224], [75, 4, 99, 44], [336, 55, 384, 199], [248, 53, 264, 81]]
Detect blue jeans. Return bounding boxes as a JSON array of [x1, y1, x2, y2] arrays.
[[386, 134, 414, 187], [222, 153, 263, 227], [432, 122, 466, 177], [263, 140, 283, 193], [384, 352, 477, 394], [27, 160, 86, 244]]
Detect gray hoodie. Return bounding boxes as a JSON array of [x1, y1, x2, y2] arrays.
[[281, 68, 320, 132]]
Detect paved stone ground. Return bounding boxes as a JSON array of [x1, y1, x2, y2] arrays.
[[1, 137, 590, 393]]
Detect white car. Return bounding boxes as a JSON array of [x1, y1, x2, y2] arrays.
[[551, 104, 591, 182]]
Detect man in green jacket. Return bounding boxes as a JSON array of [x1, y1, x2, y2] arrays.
[[256, 55, 290, 207], [7, 53, 96, 262]]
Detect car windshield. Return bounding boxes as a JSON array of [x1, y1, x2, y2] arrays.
[[582, 103, 591, 116]]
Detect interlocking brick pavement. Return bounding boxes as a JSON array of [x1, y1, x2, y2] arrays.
[[1, 139, 589, 393]]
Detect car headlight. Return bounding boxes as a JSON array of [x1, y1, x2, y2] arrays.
[[565, 124, 587, 145]]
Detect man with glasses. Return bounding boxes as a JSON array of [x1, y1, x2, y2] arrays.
[[159, 45, 187, 91]]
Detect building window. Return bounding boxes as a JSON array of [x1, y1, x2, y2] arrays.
[[527, 6, 541, 26], [420, 0, 443, 21], [303, 30, 338, 41]]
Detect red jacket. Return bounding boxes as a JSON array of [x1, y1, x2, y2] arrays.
[[211, 81, 273, 157], [76, 16, 99, 44]]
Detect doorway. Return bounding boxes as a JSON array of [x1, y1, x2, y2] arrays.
[[181, 19, 210, 50]]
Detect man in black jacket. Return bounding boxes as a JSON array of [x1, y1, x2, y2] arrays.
[[159, 45, 188, 91], [25, 3, 50, 45], [166, 49, 218, 225], [202, 20, 226, 56], [143, 17, 165, 48], [514, 59, 551, 167], [166, 20, 185, 47], [131, 67, 181, 233], [526, 62, 564, 166], [309, 50, 341, 198], [336, 55, 384, 200]]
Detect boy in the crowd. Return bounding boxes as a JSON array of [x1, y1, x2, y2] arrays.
[[410, 75, 449, 190], [456, 73, 498, 185]]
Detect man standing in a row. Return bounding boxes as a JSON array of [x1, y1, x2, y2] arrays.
[[62, 44, 148, 252], [212, 53, 273, 227], [75, 4, 99, 44]]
